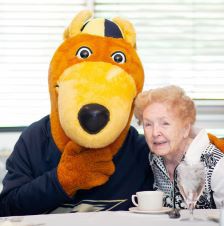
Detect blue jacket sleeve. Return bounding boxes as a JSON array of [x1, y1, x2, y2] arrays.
[[0, 119, 71, 216]]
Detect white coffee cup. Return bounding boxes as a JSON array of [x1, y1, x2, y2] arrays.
[[131, 191, 164, 211]]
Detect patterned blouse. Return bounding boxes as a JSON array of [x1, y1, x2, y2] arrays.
[[149, 129, 224, 209]]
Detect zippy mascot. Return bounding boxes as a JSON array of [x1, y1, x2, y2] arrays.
[[0, 10, 153, 216]]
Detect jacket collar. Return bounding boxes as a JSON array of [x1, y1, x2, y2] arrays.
[[184, 128, 210, 164]]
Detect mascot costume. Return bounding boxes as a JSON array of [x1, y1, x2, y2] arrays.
[[0, 10, 153, 216]]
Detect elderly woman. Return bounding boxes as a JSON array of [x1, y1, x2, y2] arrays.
[[134, 85, 224, 209]]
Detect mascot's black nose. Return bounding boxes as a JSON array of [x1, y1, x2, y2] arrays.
[[78, 104, 110, 134]]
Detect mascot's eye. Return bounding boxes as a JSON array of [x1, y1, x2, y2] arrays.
[[111, 51, 126, 64], [76, 46, 92, 59]]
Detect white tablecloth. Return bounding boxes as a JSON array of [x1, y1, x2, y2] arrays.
[[0, 209, 219, 226]]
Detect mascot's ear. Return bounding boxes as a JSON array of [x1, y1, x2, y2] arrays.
[[112, 17, 136, 48], [63, 10, 93, 40]]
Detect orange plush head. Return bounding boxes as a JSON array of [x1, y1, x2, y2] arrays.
[[49, 10, 144, 152]]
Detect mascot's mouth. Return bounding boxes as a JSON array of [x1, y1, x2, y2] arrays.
[[78, 103, 110, 134]]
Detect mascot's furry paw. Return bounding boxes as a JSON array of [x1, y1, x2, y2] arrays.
[[208, 133, 224, 153], [57, 141, 115, 197]]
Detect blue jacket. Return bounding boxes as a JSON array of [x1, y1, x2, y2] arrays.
[[0, 116, 153, 216]]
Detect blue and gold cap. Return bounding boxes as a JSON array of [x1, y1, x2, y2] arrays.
[[81, 18, 123, 39], [63, 10, 136, 48]]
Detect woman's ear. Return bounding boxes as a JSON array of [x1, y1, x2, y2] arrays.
[[183, 123, 191, 139]]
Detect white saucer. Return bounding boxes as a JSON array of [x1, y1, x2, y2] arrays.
[[207, 212, 220, 223], [129, 207, 172, 214]]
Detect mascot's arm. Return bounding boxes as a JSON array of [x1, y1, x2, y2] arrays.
[[0, 130, 72, 216], [57, 141, 115, 197], [57, 121, 130, 197], [208, 133, 224, 153]]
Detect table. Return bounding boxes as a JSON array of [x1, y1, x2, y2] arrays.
[[0, 209, 219, 226]]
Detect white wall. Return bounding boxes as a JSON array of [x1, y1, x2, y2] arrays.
[[0, 132, 21, 151], [0, 132, 21, 191]]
